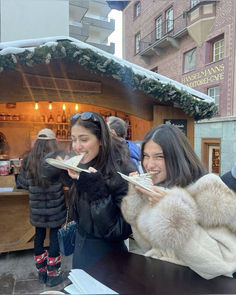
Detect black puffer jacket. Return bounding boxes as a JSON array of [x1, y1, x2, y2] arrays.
[[16, 156, 66, 228]]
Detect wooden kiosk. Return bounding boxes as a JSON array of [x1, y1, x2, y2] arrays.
[[0, 37, 216, 253]]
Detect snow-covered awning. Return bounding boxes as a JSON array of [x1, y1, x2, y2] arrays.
[[0, 36, 217, 120]]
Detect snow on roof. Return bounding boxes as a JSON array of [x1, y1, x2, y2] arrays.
[[0, 36, 214, 104]]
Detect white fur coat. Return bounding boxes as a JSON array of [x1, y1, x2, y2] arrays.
[[121, 174, 236, 279]]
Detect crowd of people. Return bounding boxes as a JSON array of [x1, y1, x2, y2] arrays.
[[16, 111, 236, 287]]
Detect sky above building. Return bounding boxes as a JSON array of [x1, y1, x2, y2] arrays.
[[108, 10, 122, 58]]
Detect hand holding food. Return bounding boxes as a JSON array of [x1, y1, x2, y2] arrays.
[[135, 185, 167, 206]]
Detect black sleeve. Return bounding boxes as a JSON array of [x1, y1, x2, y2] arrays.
[[41, 150, 72, 186], [76, 171, 132, 241]]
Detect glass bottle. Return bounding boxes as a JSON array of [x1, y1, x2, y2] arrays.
[[62, 125, 66, 139], [62, 110, 67, 123], [57, 111, 62, 123], [125, 115, 131, 140], [67, 129, 71, 140], [48, 113, 54, 123], [56, 125, 61, 139]]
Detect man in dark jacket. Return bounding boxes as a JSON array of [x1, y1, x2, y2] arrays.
[[107, 116, 142, 173]]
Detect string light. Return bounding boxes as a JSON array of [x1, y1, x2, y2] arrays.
[[34, 102, 39, 110], [62, 103, 66, 111], [48, 101, 52, 110], [75, 104, 79, 111]]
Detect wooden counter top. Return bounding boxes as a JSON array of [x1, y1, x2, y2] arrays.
[[0, 189, 28, 196], [0, 175, 28, 195]]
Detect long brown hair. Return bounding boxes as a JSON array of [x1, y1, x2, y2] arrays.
[[141, 124, 206, 187], [26, 139, 58, 186]]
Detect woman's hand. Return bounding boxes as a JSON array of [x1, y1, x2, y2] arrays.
[[56, 155, 69, 161], [67, 169, 80, 179], [67, 166, 97, 179], [88, 167, 97, 173], [135, 185, 167, 206]]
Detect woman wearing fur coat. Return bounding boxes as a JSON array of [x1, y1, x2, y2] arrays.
[[121, 124, 236, 280]]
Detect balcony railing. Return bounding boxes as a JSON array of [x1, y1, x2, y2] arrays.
[[140, 13, 187, 53]]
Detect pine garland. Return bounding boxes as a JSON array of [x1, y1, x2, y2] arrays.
[[0, 40, 217, 120]]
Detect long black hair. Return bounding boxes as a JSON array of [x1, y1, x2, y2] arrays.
[[25, 139, 58, 186], [141, 124, 206, 187], [70, 112, 131, 176]]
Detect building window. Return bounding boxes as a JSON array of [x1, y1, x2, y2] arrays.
[[184, 48, 196, 73], [135, 33, 141, 54], [165, 7, 173, 33], [155, 16, 162, 40], [213, 38, 224, 62], [134, 2, 141, 18], [208, 85, 220, 106], [190, 0, 200, 8]]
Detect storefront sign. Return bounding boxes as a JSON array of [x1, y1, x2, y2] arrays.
[[164, 119, 187, 136], [181, 64, 224, 87]]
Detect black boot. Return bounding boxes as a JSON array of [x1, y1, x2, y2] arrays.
[[34, 250, 47, 284], [46, 255, 63, 287]]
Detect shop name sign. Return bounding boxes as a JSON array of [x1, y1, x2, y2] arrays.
[[181, 64, 224, 88]]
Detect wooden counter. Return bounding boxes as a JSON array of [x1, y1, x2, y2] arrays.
[[0, 175, 49, 253]]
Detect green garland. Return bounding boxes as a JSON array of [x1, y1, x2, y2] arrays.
[[0, 40, 217, 120]]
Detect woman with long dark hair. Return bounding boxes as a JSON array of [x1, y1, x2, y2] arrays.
[[122, 124, 236, 279], [42, 112, 136, 270], [17, 129, 66, 287]]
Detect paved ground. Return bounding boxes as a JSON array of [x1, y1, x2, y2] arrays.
[[0, 239, 143, 294], [0, 249, 72, 294]]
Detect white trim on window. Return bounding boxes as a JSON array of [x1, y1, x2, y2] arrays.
[[165, 7, 173, 33], [155, 16, 162, 40], [213, 39, 224, 62], [135, 33, 141, 54]]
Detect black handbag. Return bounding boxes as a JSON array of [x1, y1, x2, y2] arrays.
[[58, 208, 76, 256]]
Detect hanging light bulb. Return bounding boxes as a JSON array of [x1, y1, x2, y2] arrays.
[[34, 102, 39, 110], [62, 103, 66, 111], [75, 104, 79, 111], [48, 101, 52, 110]]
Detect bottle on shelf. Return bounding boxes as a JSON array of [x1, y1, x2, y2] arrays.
[[124, 114, 132, 140], [56, 125, 61, 139], [62, 110, 67, 123], [48, 113, 54, 123], [67, 129, 71, 140], [40, 115, 45, 122], [57, 111, 62, 123], [61, 125, 67, 140]]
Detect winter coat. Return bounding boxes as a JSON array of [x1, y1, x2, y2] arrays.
[[16, 156, 66, 228], [41, 152, 136, 270], [121, 173, 236, 279]]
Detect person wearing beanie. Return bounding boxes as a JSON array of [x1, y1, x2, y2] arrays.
[[16, 128, 66, 287], [221, 162, 236, 191], [107, 116, 142, 173]]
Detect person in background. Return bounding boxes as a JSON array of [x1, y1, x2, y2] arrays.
[[107, 116, 142, 173], [16, 129, 66, 287], [42, 112, 136, 270], [221, 162, 236, 191], [121, 124, 236, 279]]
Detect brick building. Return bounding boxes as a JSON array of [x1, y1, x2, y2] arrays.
[[121, 0, 236, 175]]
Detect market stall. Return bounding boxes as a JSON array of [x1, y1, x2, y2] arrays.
[[0, 36, 217, 252]]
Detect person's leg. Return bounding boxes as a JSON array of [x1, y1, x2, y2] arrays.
[[34, 227, 47, 283], [47, 227, 63, 287]]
